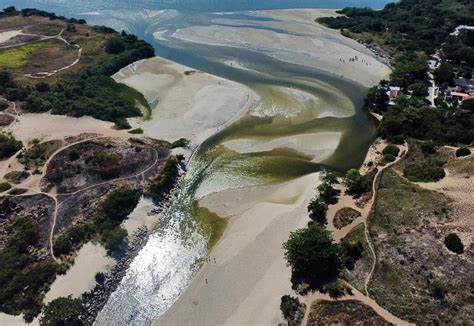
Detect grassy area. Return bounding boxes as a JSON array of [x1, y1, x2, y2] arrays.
[[0, 41, 55, 68], [341, 224, 373, 293], [194, 203, 228, 250], [119, 84, 152, 120], [128, 128, 144, 134], [4, 171, 29, 184]]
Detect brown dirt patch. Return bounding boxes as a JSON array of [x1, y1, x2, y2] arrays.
[[334, 207, 361, 229], [307, 299, 394, 325], [0, 113, 14, 126]]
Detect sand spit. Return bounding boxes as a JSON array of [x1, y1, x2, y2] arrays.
[[157, 173, 321, 326], [223, 132, 341, 162], [113, 57, 259, 144], [171, 9, 390, 87]]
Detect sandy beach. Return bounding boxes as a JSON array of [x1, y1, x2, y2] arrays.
[[170, 9, 390, 87], [158, 173, 322, 325], [113, 57, 260, 144]]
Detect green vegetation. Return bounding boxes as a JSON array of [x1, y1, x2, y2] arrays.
[[430, 279, 447, 300], [0, 216, 59, 319], [147, 157, 182, 200], [18, 139, 47, 170], [0, 42, 55, 68], [53, 187, 140, 256], [333, 207, 361, 230], [455, 147, 471, 157], [280, 295, 304, 325], [340, 239, 364, 271], [343, 168, 369, 197], [4, 170, 29, 184], [403, 157, 446, 182], [128, 127, 144, 134], [0, 10, 155, 129], [0, 132, 22, 159], [382, 144, 400, 157], [307, 197, 328, 225], [444, 233, 464, 254], [40, 296, 84, 326], [195, 204, 228, 250], [0, 181, 12, 192], [317, 181, 339, 204], [171, 138, 190, 149], [0, 99, 8, 110], [283, 225, 341, 288], [8, 188, 28, 195]]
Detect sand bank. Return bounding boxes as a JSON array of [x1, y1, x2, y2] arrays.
[[9, 113, 128, 142], [0, 30, 21, 44], [113, 57, 259, 144], [170, 9, 390, 87], [223, 132, 341, 162], [157, 173, 321, 325], [44, 242, 115, 303]]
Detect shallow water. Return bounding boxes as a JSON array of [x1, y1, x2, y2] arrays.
[[3, 1, 385, 324]]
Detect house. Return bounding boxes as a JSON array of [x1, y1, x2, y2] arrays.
[[450, 91, 474, 104], [454, 78, 474, 92], [386, 86, 402, 105]]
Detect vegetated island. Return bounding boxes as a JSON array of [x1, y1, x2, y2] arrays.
[[280, 0, 473, 325], [0, 6, 187, 325]]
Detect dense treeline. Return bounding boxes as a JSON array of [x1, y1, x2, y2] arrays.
[[0, 215, 59, 320], [320, 0, 474, 146], [318, 0, 474, 55], [0, 8, 154, 128]]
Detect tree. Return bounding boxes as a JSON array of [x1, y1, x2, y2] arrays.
[[455, 147, 471, 157], [343, 169, 368, 197], [307, 197, 328, 225], [444, 233, 464, 254], [433, 63, 454, 86], [280, 295, 304, 325], [40, 296, 84, 326], [322, 171, 338, 186], [317, 181, 339, 204], [382, 144, 400, 157], [0, 133, 22, 159], [283, 225, 341, 286], [105, 37, 125, 54]]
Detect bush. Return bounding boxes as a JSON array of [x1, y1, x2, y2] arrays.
[[0, 99, 8, 110], [280, 295, 304, 325], [307, 197, 328, 225], [455, 147, 471, 157], [383, 154, 396, 163], [105, 37, 125, 54], [171, 138, 190, 149], [343, 169, 369, 197], [147, 158, 180, 200], [103, 226, 127, 251], [403, 157, 446, 182], [4, 170, 29, 184], [0, 182, 11, 192], [421, 142, 436, 155], [444, 233, 464, 254], [382, 144, 400, 157], [430, 280, 447, 300], [40, 296, 84, 326], [68, 149, 80, 161], [128, 128, 144, 135], [283, 225, 341, 287], [0, 133, 22, 159], [53, 224, 95, 256]]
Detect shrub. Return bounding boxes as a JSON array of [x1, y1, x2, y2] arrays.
[[283, 225, 341, 287], [147, 158, 180, 200], [382, 144, 400, 157], [403, 158, 446, 182], [421, 142, 436, 155], [128, 128, 144, 135], [103, 226, 127, 251], [430, 280, 447, 300], [307, 197, 328, 225], [280, 295, 304, 325], [171, 138, 190, 149], [322, 171, 339, 185], [444, 233, 464, 254], [0, 99, 8, 110], [4, 170, 29, 184], [383, 154, 396, 163], [455, 147, 471, 157], [343, 169, 369, 197], [0, 133, 22, 159], [53, 224, 95, 256], [0, 182, 11, 192], [105, 37, 125, 54], [68, 149, 80, 161], [40, 296, 84, 326]]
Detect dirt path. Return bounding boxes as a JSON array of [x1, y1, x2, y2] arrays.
[[301, 141, 409, 325]]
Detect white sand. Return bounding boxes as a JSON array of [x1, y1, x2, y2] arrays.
[[0, 30, 21, 44], [113, 57, 259, 144], [122, 196, 158, 234], [44, 242, 115, 303], [9, 113, 127, 142], [157, 173, 321, 325], [223, 132, 341, 162], [170, 10, 390, 87]]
